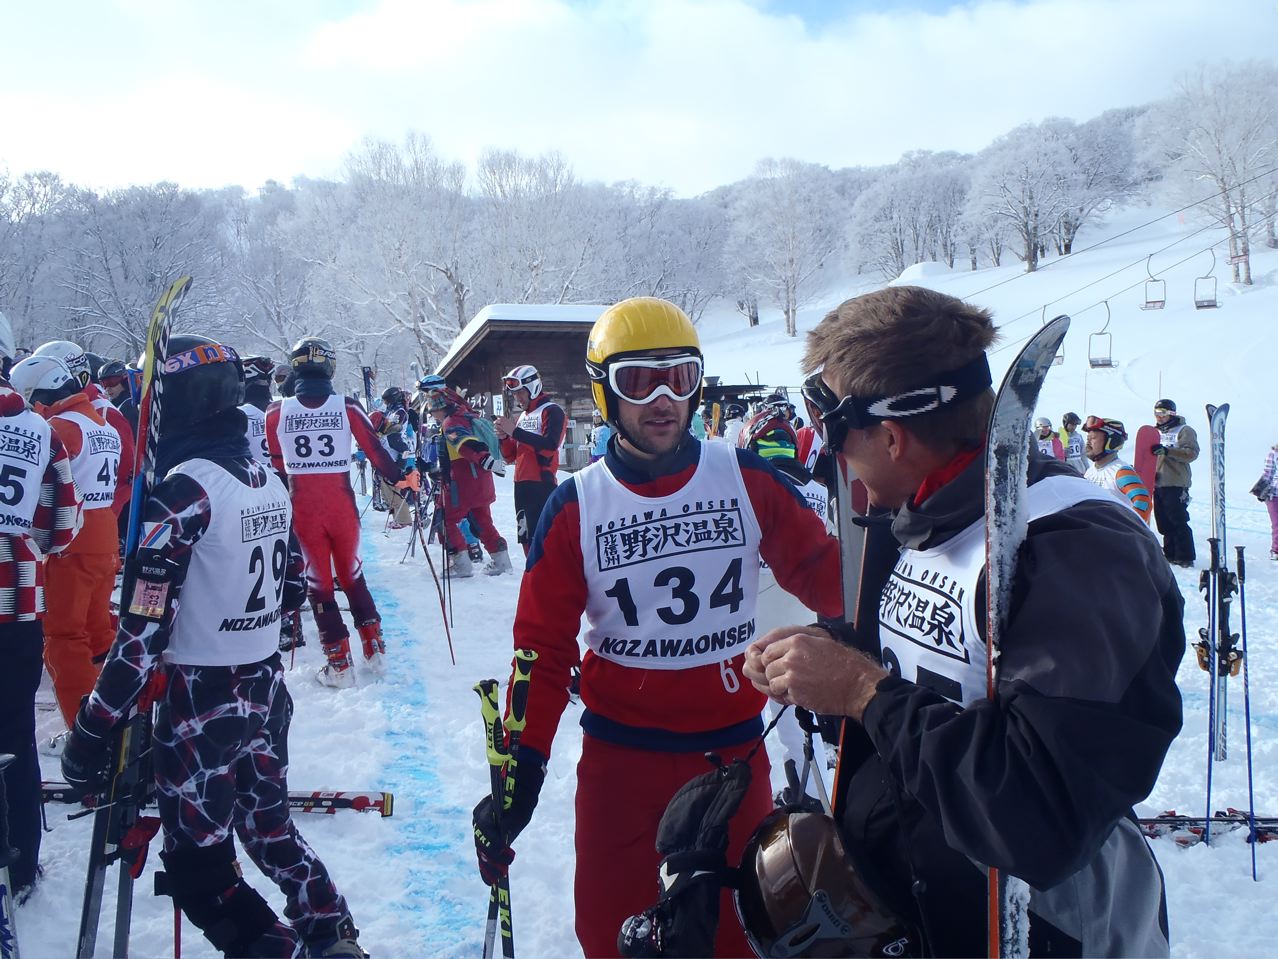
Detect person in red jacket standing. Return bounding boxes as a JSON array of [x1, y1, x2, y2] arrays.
[[266, 337, 409, 688], [422, 386, 511, 577], [0, 318, 83, 901], [495, 364, 567, 555], [8, 355, 123, 740], [469, 298, 841, 958]]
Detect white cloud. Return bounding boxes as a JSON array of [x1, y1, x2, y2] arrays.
[[2, 0, 1275, 194]]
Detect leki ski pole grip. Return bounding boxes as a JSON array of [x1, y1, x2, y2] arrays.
[[504, 649, 539, 737], [502, 650, 538, 813], [475, 680, 508, 769]]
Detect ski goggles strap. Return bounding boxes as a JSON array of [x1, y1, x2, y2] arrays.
[[161, 343, 240, 375], [802, 353, 992, 451], [599, 354, 703, 405]]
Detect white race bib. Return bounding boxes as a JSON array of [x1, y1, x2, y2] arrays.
[[277, 395, 352, 475]]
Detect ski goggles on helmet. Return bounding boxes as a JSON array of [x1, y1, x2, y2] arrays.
[[596, 353, 703, 405], [802, 353, 992, 452], [162, 342, 240, 375]]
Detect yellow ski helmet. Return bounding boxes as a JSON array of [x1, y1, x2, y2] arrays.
[[586, 297, 702, 425]]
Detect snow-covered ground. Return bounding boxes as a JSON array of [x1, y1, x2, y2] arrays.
[[18, 205, 1278, 957]]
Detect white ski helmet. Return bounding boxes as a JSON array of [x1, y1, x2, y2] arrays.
[[34, 339, 91, 388], [502, 364, 543, 400], [9, 355, 76, 403], [0, 311, 14, 361], [1033, 416, 1052, 431]]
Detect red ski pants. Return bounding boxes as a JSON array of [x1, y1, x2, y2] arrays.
[[443, 500, 505, 555], [289, 477, 378, 626], [573, 734, 773, 958]]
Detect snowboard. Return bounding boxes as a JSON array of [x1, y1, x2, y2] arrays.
[[1133, 425, 1160, 495]]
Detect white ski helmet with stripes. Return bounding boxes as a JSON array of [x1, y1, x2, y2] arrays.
[[502, 364, 543, 400], [35, 339, 91, 389], [9, 354, 76, 403]]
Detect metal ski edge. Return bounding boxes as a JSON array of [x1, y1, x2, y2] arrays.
[[43, 784, 394, 818]]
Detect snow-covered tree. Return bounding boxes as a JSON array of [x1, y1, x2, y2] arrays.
[[967, 124, 1074, 272], [723, 159, 842, 335], [1141, 62, 1278, 284], [61, 183, 231, 357]]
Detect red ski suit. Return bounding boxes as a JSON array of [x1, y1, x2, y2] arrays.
[[266, 386, 398, 637], [513, 439, 842, 957], [436, 408, 506, 555]]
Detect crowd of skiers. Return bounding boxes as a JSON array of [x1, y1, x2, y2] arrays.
[[1031, 402, 1201, 566], [0, 283, 1219, 958]]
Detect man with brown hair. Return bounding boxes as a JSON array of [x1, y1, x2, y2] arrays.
[[741, 286, 1183, 957]]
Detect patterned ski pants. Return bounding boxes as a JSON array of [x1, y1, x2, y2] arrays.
[[154, 656, 349, 945]]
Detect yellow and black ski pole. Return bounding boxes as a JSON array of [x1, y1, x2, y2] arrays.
[[502, 650, 538, 816], [475, 680, 513, 959]]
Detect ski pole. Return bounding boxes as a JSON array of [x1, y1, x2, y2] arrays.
[[1236, 545, 1258, 880], [0, 753, 22, 959], [503, 650, 538, 815], [475, 681, 513, 959]]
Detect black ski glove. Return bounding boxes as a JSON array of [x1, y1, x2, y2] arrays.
[[472, 745, 547, 886], [618, 760, 753, 958], [1150, 443, 1167, 455], [60, 710, 115, 799]]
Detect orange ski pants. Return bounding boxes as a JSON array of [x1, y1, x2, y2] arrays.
[[44, 550, 118, 729]]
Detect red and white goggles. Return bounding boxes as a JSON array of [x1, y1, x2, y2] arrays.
[[605, 354, 703, 405]]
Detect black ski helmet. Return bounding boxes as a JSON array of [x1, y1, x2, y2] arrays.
[[289, 336, 336, 379], [382, 385, 408, 409], [158, 335, 245, 434], [241, 355, 276, 384], [734, 808, 917, 958]]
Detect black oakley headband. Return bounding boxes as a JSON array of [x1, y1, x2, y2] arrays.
[[804, 353, 992, 447]]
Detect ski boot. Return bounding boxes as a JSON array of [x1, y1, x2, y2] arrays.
[[447, 549, 474, 578], [467, 541, 484, 563], [308, 916, 368, 958], [483, 548, 513, 576], [317, 636, 356, 689], [279, 610, 306, 653], [357, 621, 387, 677]]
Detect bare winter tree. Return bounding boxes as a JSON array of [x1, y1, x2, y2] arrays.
[[0, 170, 75, 344], [475, 148, 601, 305], [1141, 61, 1278, 284], [1042, 111, 1141, 255], [224, 181, 318, 358], [60, 183, 231, 357], [967, 124, 1074, 272], [723, 159, 842, 336]]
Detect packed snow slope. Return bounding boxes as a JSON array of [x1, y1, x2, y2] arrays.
[[20, 203, 1278, 957]]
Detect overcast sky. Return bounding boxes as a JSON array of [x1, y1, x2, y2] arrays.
[[2, 0, 1275, 197]]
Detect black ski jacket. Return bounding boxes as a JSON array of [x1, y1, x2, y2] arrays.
[[831, 453, 1183, 957]]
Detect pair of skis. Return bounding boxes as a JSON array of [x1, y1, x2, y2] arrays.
[[1191, 403, 1259, 877]]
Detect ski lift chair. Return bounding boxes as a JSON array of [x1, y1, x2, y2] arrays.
[[1194, 249, 1220, 309], [1088, 302, 1117, 369], [1140, 255, 1166, 311], [1042, 306, 1065, 365]]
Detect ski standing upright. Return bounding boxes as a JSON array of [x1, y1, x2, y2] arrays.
[[76, 275, 191, 958], [1193, 403, 1238, 844], [984, 314, 1070, 958]]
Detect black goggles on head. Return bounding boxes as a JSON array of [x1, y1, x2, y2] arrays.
[[801, 353, 993, 452]]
